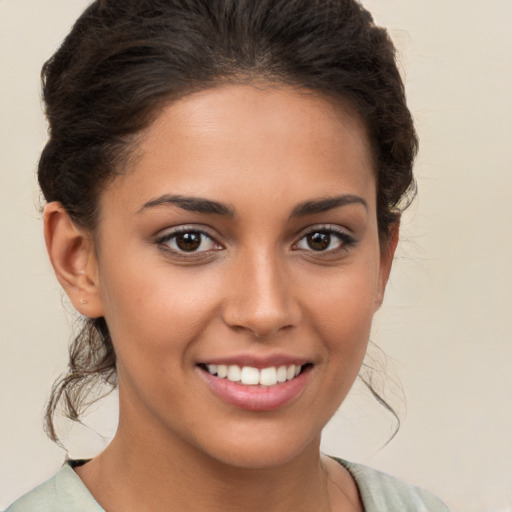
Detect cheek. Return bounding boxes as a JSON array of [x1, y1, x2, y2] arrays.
[[305, 263, 378, 333], [300, 261, 379, 379], [315, 294, 374, 371], [97, 264, 224, 423], [97, 260, 222, 367]]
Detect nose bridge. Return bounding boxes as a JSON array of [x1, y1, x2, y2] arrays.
[[222, 243, 299, 337]]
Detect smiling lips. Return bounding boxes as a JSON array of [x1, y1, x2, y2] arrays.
[[198, 361, 312, 411]]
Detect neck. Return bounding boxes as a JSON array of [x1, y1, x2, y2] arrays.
[[75, 381, 362, 512], [79, 429, 331, 512], [75, 398, 337, 512]]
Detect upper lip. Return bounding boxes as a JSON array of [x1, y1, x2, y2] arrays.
[[198, 353, 311, 369]]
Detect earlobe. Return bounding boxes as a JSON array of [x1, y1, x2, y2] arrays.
[[374, 220, 400, 311], [43, 202, 104, 318]]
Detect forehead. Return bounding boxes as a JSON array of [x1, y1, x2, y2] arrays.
[[102, 84, 376, 214]]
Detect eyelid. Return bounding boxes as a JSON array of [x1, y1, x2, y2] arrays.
[[292, 224, 357, 253], [154, 225, 224, 255]]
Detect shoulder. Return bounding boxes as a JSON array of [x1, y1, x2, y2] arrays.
[[4, 463, 103, 512], [334, 458, 451, 512]]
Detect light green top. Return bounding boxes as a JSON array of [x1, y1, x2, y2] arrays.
[[5, 458, 450, 511]]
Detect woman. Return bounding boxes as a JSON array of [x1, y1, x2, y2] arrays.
[[5, 0, 450, 510]]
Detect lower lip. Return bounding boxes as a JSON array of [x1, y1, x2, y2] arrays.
[[198, 367, 311, 411]]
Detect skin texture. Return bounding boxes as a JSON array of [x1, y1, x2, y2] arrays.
[[44, 84, 398, 511]]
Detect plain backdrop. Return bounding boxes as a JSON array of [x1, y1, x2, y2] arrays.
[[1, 1, 511, 510]]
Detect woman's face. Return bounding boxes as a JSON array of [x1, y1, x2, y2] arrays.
[[88, 84, 395, 468]]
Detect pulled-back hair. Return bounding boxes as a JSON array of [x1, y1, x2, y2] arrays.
[[41, 0, 418, 443]]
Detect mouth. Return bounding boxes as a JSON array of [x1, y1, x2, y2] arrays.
[[198, 362, 312, 387], [196, 356, 313, 410]]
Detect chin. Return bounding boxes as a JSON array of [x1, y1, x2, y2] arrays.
[[203, 442, 316, 470], [185, 416, 324, 470]]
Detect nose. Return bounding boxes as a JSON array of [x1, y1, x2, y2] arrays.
[[221, 249, 301, 338]]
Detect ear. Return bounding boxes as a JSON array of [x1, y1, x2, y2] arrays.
[[44, 202, 104, 318], [374, 219, 400, 311]]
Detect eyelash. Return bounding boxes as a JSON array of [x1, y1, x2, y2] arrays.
[[293, 226, 357, 255], [155, 226, 223, 259], [154, 225, 356, 258]]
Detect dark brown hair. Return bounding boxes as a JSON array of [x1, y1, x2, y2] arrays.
[[40, 0, 418, 443]]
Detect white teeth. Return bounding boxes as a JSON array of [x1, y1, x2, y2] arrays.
[[217, 365, 228, 378], [240, 366, 260, 385], [204, 363, 304, 386], [276, 365, 287, 383], [227, 365, 241, 382], [260, 367, 278, 386]]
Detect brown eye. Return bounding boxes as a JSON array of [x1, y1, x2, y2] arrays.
[[306, 232, 331, 251], [175, 232, 202, 252], [294, 227, 356, 254], [158, 229, 220, 254]]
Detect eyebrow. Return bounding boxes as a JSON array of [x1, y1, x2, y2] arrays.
[[138, 194, 234, 216], [137, 193, 366, 217], [290, 195, 368, 217]]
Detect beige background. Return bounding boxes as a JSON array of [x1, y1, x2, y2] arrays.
[[1, 1, 511, 510]]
